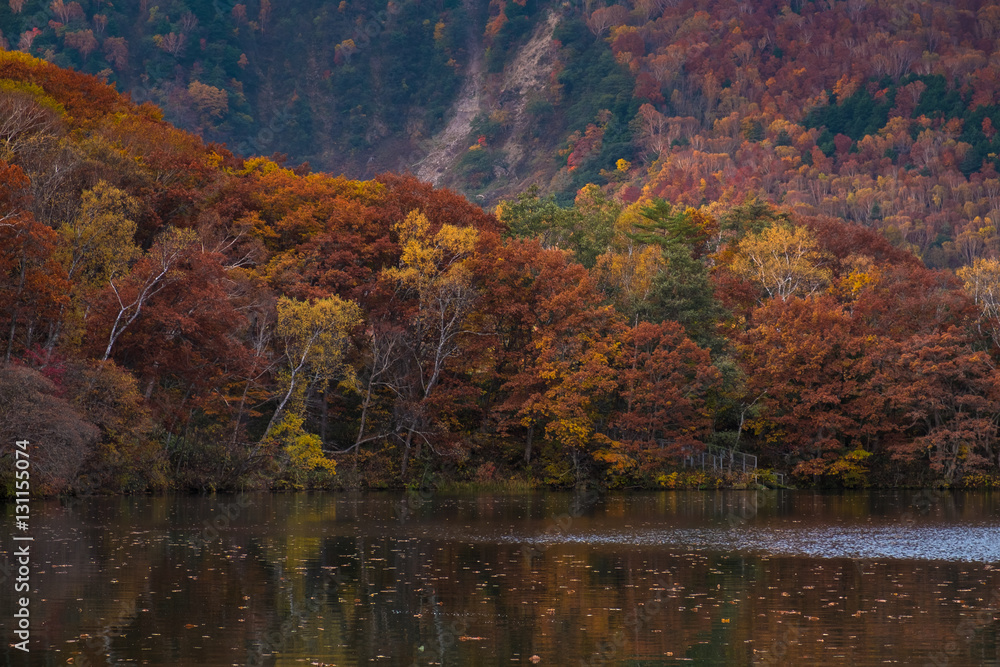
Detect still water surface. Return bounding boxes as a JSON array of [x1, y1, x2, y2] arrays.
[[1, 490, 998, 666]]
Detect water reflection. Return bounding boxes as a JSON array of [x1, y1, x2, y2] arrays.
[[0, 491, 997, 666]]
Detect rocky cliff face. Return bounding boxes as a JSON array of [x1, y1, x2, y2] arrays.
[[414, 9, 562, 207]]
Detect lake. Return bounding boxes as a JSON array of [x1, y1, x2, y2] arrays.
[[1, 490, 998, 666]]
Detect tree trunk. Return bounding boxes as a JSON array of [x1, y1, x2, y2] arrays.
[[320, 384, 329, 448], [5, 312, 16, 361], [524, 424, 534, 465], [401, 427, 415, 478]]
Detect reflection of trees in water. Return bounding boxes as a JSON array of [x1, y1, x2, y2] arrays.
[[10, 494, 1000, 666]]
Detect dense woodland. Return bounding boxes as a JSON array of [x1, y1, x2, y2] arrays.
[[4, 1, 1000, 495], [7, 0, 1000, 257], [0, 0, 473, 174]]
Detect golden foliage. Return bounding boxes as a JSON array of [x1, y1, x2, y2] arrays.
[[957, 257, 1000, 348], [59, 180, 140, 289], [730, 223, 831, 302], [385, 209, 478, 294], [271, 413, 337, 487], [187, 81, 229, 119]]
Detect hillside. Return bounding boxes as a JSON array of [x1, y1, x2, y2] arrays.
[[7, 0, 1000, 266], [3, 19, 1000, 493]]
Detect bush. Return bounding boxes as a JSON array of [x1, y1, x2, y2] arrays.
[[456, 145, 501, 188]]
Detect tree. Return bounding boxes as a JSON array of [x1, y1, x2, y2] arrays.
[[957, 258, 1000, 350], [64, 30, 97, 60], [613, 200, 726, 349], [270, 413, 337, 488], [512, 297, 622, 481], [495, 186, 577, 248], [258, 0, 271, 34], [729, 223, 832, 303], [98, 226, 197, 362], [649, 242, 727, 351], [614, 321, 720, 473], [593, 241, 664, 324], [266, 295, 362, 438], [491, 247, 625, 478], [342, 317, 407, 455], [0, 84, 62, 162], [381, 209, 479, 476], [64, 359, 165, 492], [587, 6, 628, 37], [102, 37, 129, 70], [0, 162, 69, 359], [495, 184, 619, 268], [60, 181, 139, 290], [635, 104, 669, 156], [738, 295, 887, 468], [884, 329, 1000, 483], [0, 363, 97, 494], [472, 238, 592, 462], [187, 81, 228, 120], [154, 32, 186, 57]]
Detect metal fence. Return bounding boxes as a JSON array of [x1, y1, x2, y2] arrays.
[[675, 443, 785, 486]]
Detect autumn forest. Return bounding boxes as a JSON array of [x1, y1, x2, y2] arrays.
[[4, 0, 1000, 496]]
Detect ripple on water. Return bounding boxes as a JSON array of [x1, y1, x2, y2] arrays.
[[502, 524, 1000, 562]]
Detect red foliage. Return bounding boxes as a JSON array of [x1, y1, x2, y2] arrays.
[[611, 31, 645, 59], [0, 162, 70, 360], [0, 51, 128, 126], [616, 321, 719, 467], [373, 173, 502, 236]]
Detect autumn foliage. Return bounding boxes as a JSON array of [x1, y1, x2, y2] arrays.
[[2, 50, 1000, 495]]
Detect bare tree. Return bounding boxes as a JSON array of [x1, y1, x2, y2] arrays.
[[102, 227, 197, 361]]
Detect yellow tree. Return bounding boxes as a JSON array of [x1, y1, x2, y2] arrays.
[[729, 223, 832, 303], [957, 257, 1000, 349], [266, 295, 362, 438], [593, 244, 663, 322], [60, 181, 139, 292], [187, 81, 228, 120], [593, 203, 667, 323], [527, 322, 621, 482], [382, 209, 479, 476], [53, 180, 140, 355]]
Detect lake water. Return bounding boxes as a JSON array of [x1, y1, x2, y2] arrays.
[[1, 490, 998, 666]]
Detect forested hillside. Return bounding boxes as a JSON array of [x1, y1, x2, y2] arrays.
[[1, 50, 1000, 496], [6, 0, 1000, 268], [590, 0, 1000, 271], [0, 0, 476, 174]]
